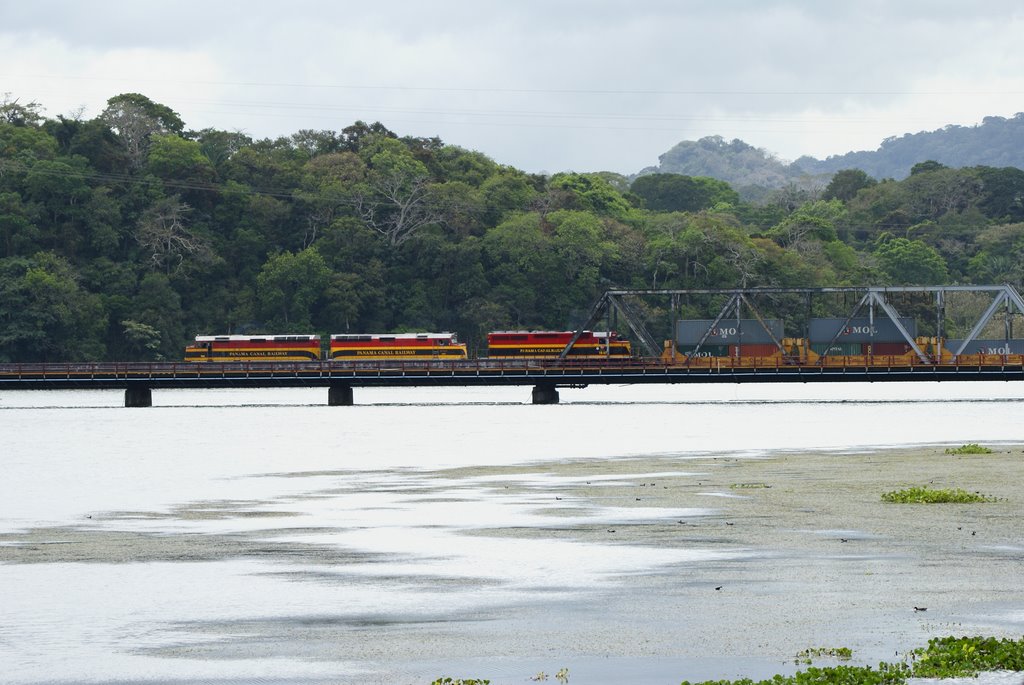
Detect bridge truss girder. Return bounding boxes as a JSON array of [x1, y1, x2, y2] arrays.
[[561, 285, 1024, 361]]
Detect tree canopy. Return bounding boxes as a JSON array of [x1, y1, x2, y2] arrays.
[[0, 93, 1022, 360]]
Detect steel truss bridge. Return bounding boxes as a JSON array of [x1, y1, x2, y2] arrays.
[[2, 285, 1023, 405]]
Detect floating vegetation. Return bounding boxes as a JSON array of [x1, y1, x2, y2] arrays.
[[881, 486, 996, 503], [681, 662, 908, 685], [909, 635, 1024, 676], [795, 646, 853, 664], [433, 668, 567, 685], [680, 635, 1024, 685], [730, 483, 772, 489], [944, 443, 994, 454]]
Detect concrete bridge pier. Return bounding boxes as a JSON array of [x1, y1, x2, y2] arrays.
[[328, 385, 354, 406], [531, 383, 560, 405], [124, 385, 152, 407]]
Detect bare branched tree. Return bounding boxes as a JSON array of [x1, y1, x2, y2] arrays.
[[352, 172, 442, 247], [135, 198, 212, 273]]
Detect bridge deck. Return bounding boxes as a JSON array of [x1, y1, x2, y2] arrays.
[[2, 359, 1022, 390]]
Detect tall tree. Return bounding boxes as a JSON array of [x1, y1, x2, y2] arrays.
[[101, 93, 186, 170], [0, 252, 106, 361], [822, 169, 877, 202], [255, 247, 330, 330], [135, 197, 213, 274], [353, 139, 442, 247]]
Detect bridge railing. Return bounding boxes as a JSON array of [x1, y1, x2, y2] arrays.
[[2, 353, 1023, 380]]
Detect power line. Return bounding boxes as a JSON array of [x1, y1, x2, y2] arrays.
[[10, 73, 1024, 97], [0, 158, 1011, 242]]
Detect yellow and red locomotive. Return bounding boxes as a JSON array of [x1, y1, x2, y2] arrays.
[[184, 334, 321, 362], [329, 333, 468, 360], [485, 330, 632, 359]]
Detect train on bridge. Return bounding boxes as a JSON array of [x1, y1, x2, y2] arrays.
[[182, 326, 1024, 369], [8, 286, 1024, 408]]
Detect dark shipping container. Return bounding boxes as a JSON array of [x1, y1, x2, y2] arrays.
[[945, 339, 1024, 355], [676, 319, 784, 345], [675, 344, 731, 357], [808, 317, 917, 343]]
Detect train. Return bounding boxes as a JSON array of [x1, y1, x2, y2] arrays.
[[184, 330, 631, 362], [183, 328, 1024, 368]]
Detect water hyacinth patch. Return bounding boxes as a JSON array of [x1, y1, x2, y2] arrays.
[[880, 486, 997, 503], [680, 635, 1024, 685], [944, 444, 994, 455]]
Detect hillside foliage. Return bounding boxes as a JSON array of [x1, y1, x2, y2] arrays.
[[2, 93, 1024, 362]]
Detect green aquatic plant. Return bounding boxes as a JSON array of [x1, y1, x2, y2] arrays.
[[795, 647, 853, 664], [432, 678, 491, 685], [944, 443, 994, 454], [680, 635, 1024, 685], [909, 635, 1024, 676], [881, 486, 996, 503], [680, 662, 909, 685]]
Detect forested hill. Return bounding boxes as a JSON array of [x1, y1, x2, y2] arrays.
[[3, 92, 1024, 363], [794, 114, 1024, 179], [649, 114, 1024, 192]]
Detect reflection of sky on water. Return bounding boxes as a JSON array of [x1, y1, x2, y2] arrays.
[[4, 383, 1024, 530], [0, 560, 368, 683]]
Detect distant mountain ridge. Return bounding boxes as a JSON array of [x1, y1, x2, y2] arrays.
[[643, 113, 1024, 193]]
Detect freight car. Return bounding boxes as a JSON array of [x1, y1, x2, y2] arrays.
[[661, 336, 1024, 368]]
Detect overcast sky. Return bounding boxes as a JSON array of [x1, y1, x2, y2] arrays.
[[3, 1, 1023, 174]]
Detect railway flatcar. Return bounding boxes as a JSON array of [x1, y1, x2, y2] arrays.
[[185, 334, 321, 362], [329, 332, 468, 360], [486, 330, 632, 359]]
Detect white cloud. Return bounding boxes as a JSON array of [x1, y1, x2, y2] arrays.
[[3, 1, 1024, 173]]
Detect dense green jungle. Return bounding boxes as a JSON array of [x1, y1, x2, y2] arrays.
[[2, 93, 1024, 362]]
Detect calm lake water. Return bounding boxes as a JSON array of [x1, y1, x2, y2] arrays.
[[2, 382, 1023, 684]]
